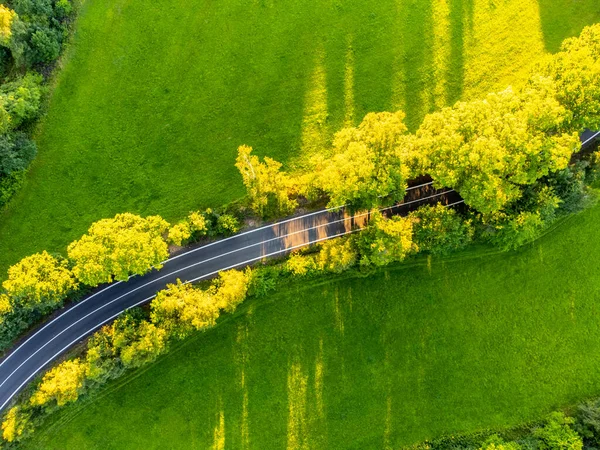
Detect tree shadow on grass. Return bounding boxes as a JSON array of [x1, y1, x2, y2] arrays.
[[537, 0, 600, 53]]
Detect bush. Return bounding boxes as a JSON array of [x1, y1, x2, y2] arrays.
[[357, 211, 416, 267], [575, 398, 600, 448], [533, 412, 583, 450], [0, 132, 36, 176], [29, 358, 86, 408], [410, 204, 473, 255]]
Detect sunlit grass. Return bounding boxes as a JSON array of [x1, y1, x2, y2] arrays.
[[25, 201, 600, 449], [463, 0, 546, 99], [0, 0, 597, 276]]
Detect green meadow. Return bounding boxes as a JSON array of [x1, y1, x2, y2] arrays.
[[25, 199, 600, 449], [0, 0, 598, 276]]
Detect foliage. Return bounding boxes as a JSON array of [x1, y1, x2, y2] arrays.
[[67, 213, 169, 286], [311, 236, 356, 273], [235, 145, 297, 217], [357, 211, 416, 267], [1, 406, 30, 443], [2, 250, 76, 312], [168, 210, 208, 246], [0, 131, 36, 176], [150, 280, 221, 340], [305, 111, 415, 210], [409, 204, 473, 255], [29, 358, 86, 408], [8, 0, 72, 68], [416, 85, 579, 214], [0, 5, 16, 45], [534, 23, 600, 132], [86, 312, 167, 379], [0, 73, 43, 126], [533, 412, 583, 450], [575, 398, 600, 449], [213, 268, 252, 313], [285, 252, 317, 276]]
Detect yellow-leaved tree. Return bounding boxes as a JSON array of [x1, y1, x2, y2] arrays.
[[235, 145, 297, 217], [1, 406, 30, 443], [315, 237, 358, 273], [416, 86, 579, 214], [3, 251, 77, 312], [0, 5, 15, 45], [30, 358, 87, 407], [150, 280, 221, 339], [357, 211, 417, 267], [213, 268, 252, 313], [534, 23, 600, 132], [306, 111, 417, 209], [67, 213, 169, 286], [168, 211, 208, 246]]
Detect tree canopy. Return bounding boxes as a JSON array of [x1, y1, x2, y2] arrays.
[[67, 213, 169, 286]]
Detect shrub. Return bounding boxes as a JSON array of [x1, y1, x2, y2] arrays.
[[213, 268, 252, 312], [533, 412, 583, 450], [410, 204, 473, 255], [29, 358, 87, 408], [0, 73, 43, 128], [575, 398, 600, 448], [285, 252, 317, 276], [316, 236, 358, 273], [0, 131, 36, 176], [357, 211, 416, 267], [168, 210, 208, 246], [150, 280, 221, 340], [1, 406, 30, 443]]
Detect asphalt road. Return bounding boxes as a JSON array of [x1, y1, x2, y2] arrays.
[[0, 181, 460, 412], [0, 130, 597, 412]]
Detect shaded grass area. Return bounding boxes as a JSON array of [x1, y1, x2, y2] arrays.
[[0, 0, 598, 276], [24, 202, 600, 449]]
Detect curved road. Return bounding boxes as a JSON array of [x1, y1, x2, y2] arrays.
[[0, 181, 459, 412], [0, 130, 597, 412]]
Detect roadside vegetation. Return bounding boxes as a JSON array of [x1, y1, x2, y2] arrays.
[[20, 199, 600, 449], [0, 0, 598, 278], [1, 21, 600, 447]]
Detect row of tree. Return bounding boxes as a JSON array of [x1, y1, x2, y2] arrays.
[[0, 267, 252, 443], [236, 24, 600, 250], [0, 209, 240, 351], [0, 0, 74, 209]]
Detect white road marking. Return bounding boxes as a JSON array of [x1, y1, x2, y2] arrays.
[[0, 181, 436, 371], [0, 187, 451, 394]]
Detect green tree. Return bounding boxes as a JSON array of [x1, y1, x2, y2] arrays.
[[0, 73, 43, 128], [533, 412, 583, 450], [67, 213, 169, 286], [0, 132, 36, 176], [410, 204, 473, 255]]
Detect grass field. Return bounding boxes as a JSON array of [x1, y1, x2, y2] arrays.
[[0, 0, 598, 277], [22, 200, 600, 449]]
